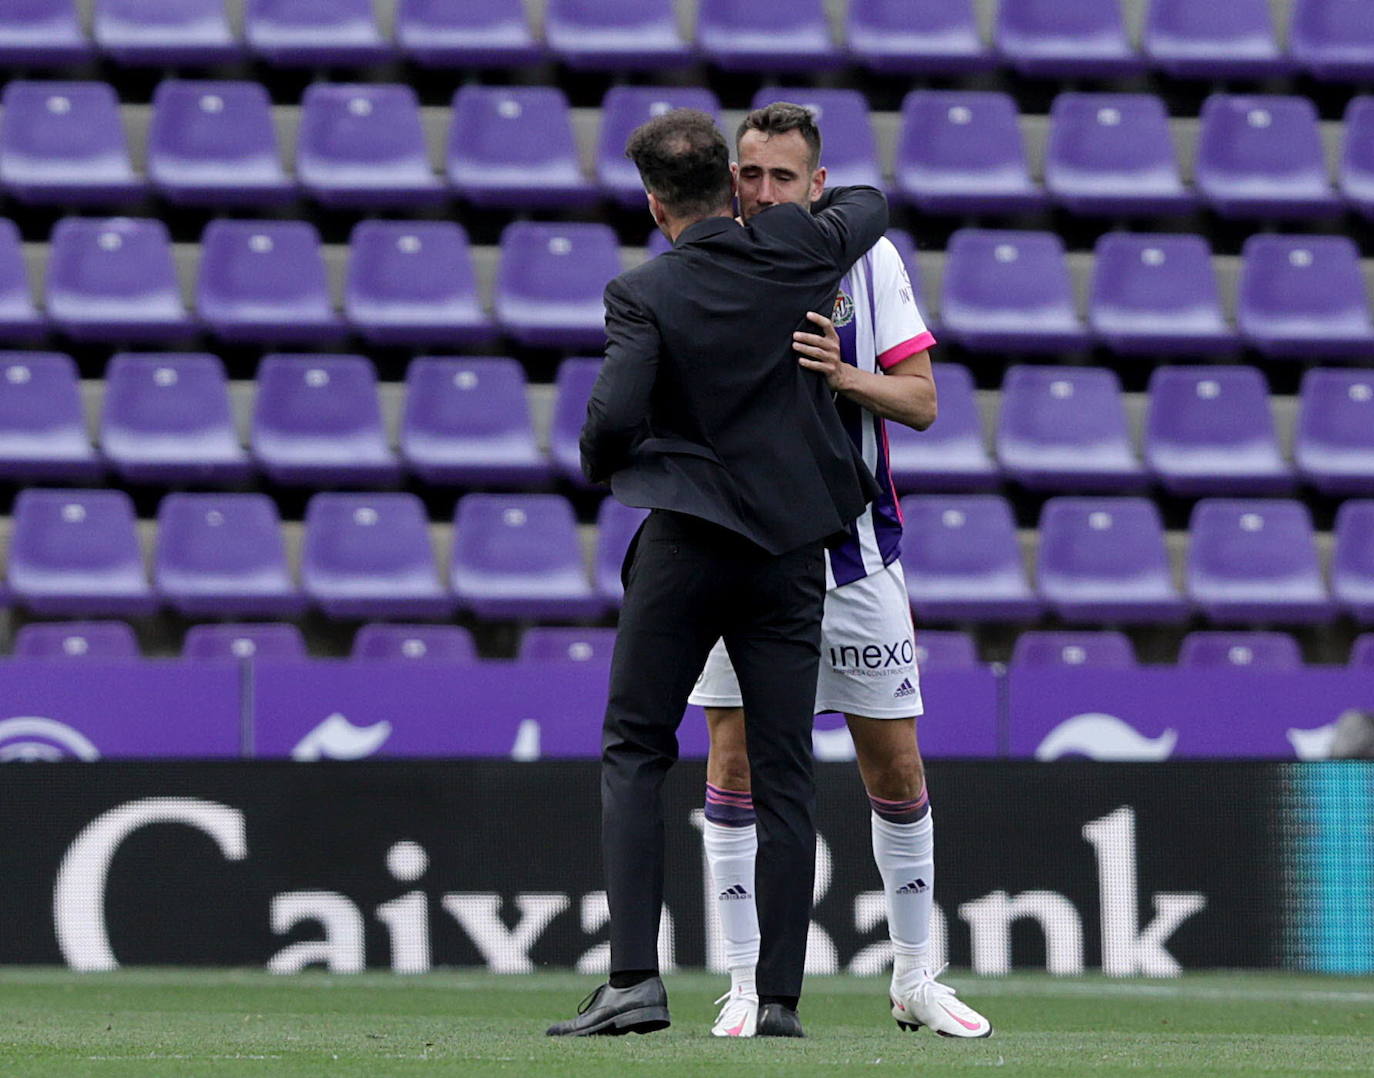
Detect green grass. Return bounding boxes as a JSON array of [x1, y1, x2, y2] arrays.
[[1, 968, 1371, 1077]]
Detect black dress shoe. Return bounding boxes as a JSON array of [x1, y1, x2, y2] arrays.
[[546, 978, 671, 1037], [756, 1002, 805, 1038]]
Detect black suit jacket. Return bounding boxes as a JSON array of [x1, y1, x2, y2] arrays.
[[580, 186, 887, 555]]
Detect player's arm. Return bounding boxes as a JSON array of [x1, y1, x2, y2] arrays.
[[794, 311, 938, 431], [580, 277, 659, 483]]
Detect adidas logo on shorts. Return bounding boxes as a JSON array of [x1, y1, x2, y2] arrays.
[[893, 678, 917, 699]]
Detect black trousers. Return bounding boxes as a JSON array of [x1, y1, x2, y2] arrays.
[[600, 509, 826, 999]]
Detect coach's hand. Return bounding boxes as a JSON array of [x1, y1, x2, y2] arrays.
[[795, 311, 850, 392]]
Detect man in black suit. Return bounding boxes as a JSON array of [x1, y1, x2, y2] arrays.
[[548, 109, 886, 1039]]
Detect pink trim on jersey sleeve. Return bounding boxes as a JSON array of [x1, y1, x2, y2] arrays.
[[878, 331, 936, 370]]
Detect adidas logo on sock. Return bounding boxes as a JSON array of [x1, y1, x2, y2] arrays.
[[719, 884, 751, 901], [893, 678, 916, 699], [896, 877, 928, 895]]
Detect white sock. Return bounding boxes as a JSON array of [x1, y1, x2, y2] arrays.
[[871, 810, 934, 996], [703, 818, 760, 976]]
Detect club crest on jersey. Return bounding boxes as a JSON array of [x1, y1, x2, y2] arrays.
[[832, 289, 855, 327]]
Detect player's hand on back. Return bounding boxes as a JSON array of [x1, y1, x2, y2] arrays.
[[795, 311, 850, 392]]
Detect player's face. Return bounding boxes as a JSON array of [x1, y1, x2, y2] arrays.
[[736, 129, 826, 221]]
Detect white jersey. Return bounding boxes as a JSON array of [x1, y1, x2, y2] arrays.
[[826, 236, 935, 589]]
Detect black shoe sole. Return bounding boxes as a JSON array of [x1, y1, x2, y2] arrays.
[[547, 1006, 671, 1037]]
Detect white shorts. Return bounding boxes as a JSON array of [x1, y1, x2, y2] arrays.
[[688, 560, 923, 719]]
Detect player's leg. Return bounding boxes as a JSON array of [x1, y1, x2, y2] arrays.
[[691, 643, 762, 1035]]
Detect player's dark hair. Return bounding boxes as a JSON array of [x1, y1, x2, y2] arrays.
[[736, 102, 823, 173], [625, 108, 733, 221]]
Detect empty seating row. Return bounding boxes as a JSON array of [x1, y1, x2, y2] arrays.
[[6, 215, 1374, 359], [892, 364, 1374, 497], [5, 80, 1374, 222], [901, 495, 1374, 625], [1, 488, 1370, 626], [6, 619, 618, 663], [0, 217, 612, 347], [0, 488, 646, 620], [12, 619, 1374, 670], [6, 352, 1374, 497], [3, 1, 1371, 81]]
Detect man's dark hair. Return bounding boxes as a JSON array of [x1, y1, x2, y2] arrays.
[[736, 102, 823, 173], [625, 108, 733, 221]]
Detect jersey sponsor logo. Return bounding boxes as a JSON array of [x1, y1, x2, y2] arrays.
[[828, 638, 915, 672], [832, 288, 855, 327]]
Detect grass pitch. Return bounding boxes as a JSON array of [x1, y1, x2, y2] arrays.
[[1, 968, 1370, 1077]]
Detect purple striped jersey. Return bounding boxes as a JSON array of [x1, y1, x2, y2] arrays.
[[826, 236, 935, 589]]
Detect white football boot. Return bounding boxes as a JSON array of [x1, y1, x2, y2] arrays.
[[890, 966, 992, 1038], [710, 986, 760, 1037]]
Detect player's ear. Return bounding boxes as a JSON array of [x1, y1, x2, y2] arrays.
[[646, 191, 669, 233], [809, 166, 827, 204]]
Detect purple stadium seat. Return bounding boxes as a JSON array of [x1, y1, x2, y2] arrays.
[[847, 0, 991, 74], [1187, 499, 1335, 624], [1144, 0, 1288, 78], [447, 86, 593, 209], [598, 87, 720, 206], [301, 492, 454, 620], [1195, 95, 1342, 219], [550, 356, 600, 488], [546, 0, 691, 70], [1296, 369, 1374, 494], [43, 1, 121, 62], [345, 221, 493, 346], [351, 623, 478, 661], [940, 230, 1089, 354], [1044, 94, 1194, 216], [749, 89, 883, 189], [148, 80, 293, 208], [595, 498, 649, 607], [1354, 635, 1374, 667], [1334, 500, 1374, 623], [245, 0, 391, 66], [997, 366, 1144, 492], [1009, 631, 1137, 668], [1236, 234, 1374, 359], [183, 623, 307, 661], [495, 223, 619, 349], [296, 83, 442, 208], [451, 494, 604, 620], [996, 0, 1142, 77], [8, 489, 156, 616], [155, 493, 303, 616], [94, 0, 241, 65], [196, 220, 342, 343], [252, 354, 400, 487], [396, 0, 541, 68], [1291, 0, 1374, 81], [0, 1, 90, 65], [13, 621, 140, 659], [400, 356, 548, 487], [885, 362, 998, 492], [520, 626, 618, 662], [898, 495, 1042, 621], [45, 217, 191, 342], [0, 218, 43, 339], [0, 81, 142, 205], [1089, 233, 1235, 355], [1145, 366, 1292, 495], [1177, 631, 1303, 670], [893, 92, 1042, 215], [912, 630, 978, 670], [0, 352, 100, 481], [101, 353, 250, 484], [697, 0, 841, 72], [1036, 497, 1187, 623], [1340, 97, 1374, 219]]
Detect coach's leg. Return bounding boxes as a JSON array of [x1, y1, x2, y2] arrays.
[[724, 541, 826, 1007], [601, 513, 722, 978]]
